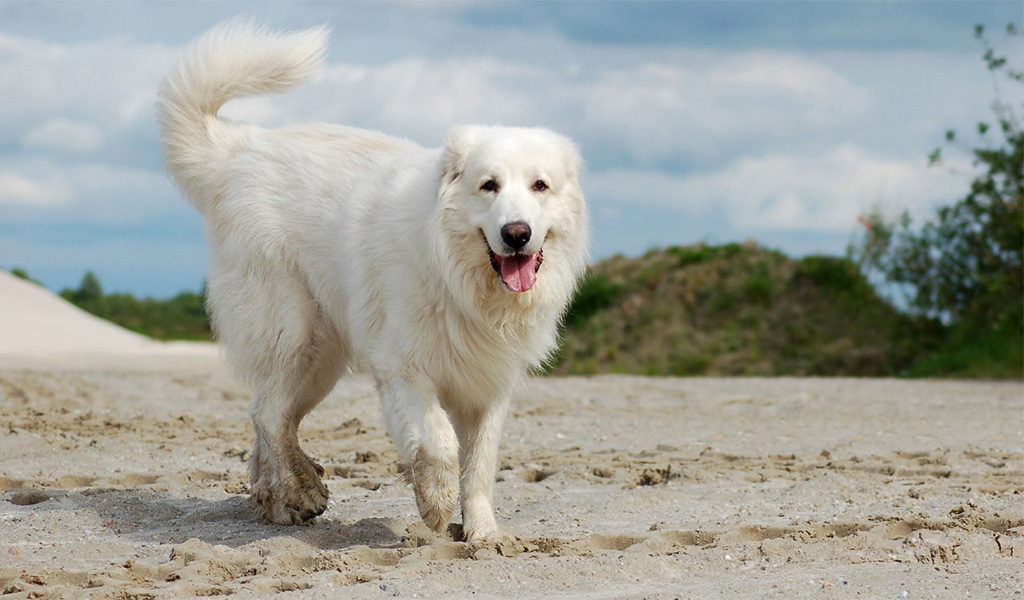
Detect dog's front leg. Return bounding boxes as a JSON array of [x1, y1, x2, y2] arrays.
[[453, 395, 510, 542], [377, 373, 459, 534]]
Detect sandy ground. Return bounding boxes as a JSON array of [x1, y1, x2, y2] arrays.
[[0, 355, 1020, 599]]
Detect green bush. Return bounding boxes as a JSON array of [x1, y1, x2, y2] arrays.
[[795, 256, 873, 301], [743, 263, 775, 306], [668, 245, 713, 267], [562, 271, 624, 330]]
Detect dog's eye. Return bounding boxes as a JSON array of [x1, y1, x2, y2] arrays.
[[532, 180, 548, 192], [480, 180, 499, 193]]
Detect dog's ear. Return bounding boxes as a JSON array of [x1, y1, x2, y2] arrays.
[[439, 125, 480, 185], [560, 137, 584, 184]]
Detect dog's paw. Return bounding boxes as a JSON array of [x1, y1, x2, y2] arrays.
[[462, 509, 498, 543], [252, 476, 329, 525], [463, 522, 499, 543], [251, 452, 329, 525], [407, 449, 458, 533]]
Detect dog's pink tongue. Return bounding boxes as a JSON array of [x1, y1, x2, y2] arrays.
[[500, 253, 539, 293]]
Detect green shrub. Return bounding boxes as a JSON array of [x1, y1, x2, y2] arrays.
[[563, 271, 624, 330], [743, 270, 775, 306], [668, 245, 713, 267], [795, 256, 873, 300]]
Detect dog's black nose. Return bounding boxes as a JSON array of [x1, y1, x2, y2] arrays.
[[500, 221, 532, 250]]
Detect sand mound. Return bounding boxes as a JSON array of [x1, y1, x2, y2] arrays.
[[0, 270, 217, 360]]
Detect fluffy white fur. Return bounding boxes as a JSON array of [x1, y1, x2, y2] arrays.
[[157, 19, 589, 541]]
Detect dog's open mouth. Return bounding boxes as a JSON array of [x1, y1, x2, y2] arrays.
[[488, 247, 544, 293]]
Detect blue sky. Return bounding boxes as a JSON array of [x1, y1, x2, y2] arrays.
[[0, 1, 1020, 297]]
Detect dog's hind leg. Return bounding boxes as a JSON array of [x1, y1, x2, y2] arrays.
[[245, 307, 346, 526], [451, 394, 510, 542], [376, 373, 459, 534]]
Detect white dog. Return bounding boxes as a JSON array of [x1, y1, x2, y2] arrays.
[[157, 20, 589, 542]]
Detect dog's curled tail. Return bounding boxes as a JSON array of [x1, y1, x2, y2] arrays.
[[157, 19, 329, 213]]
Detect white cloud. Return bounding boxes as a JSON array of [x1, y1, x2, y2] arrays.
[[581, 51, 878, 164], [585, 63, 690, 116], [214, 47, 874, 165], [0, 169, 70, 207], [0, 159, 181, 222], [710, 52, 866, 104], [66, 163, 182, 223], [222, 57, 548, 142], [0, 32, 176, 144], [585, 169, 702, 215], [0, 26, 980, 178], [23, 118, 104, 152], [587, 144, 973, 233]]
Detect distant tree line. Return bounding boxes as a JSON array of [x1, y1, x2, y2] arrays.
[[58, 270, 212, 341]]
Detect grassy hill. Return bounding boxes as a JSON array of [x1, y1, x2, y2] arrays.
[[546, 243, 931, 377]]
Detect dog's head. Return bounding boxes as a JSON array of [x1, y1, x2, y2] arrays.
[[436, 125, 589, 301]]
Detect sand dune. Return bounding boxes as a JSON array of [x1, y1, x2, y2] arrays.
[[0, 270, 216, 362]]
